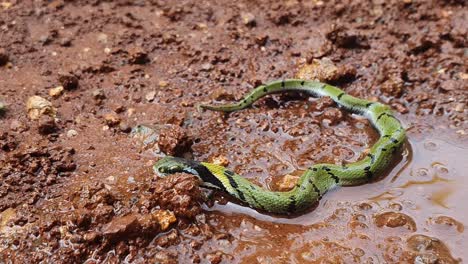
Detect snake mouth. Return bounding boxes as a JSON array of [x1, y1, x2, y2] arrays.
[[153, 157, 194, 176]]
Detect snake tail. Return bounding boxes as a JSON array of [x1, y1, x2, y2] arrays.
[[153, 79, 406, 214]]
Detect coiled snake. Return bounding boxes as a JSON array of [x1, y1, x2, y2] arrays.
[[153, 79, 405, 214]]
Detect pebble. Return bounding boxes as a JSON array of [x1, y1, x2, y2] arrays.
[[277, 174, 300, 191], [158, 80, 169, 87], [103, 112, 121, 126], [26, 96, 56, 120], [454, 103, 464, 112], [0, 48, 9, 66], [241, 12, 256, 27], [59, 37, 72, 47], [37, 115, 57, 135], [58, 73, 79, 90], [0, 100, 5, 112], [97, 33, 108, 44], [128, 46, 149, 64], [119, 122, 131, 133], [66, 129, 78, 137], [92, 89, 106, 100], [145, 91, 156, 102], [210, 155, 229, 166], [49, 86, 64, 98], [201, 62, 213, 71]]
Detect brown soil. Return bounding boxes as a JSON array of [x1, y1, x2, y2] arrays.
[[0, 0, 466, 263]]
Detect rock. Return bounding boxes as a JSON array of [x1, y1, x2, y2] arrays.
[[103, 112, 121, 126], [119, 122, 131, 133], [59, 37, 72, 47], [49, 86, 64, 98], [58, 73, 79, 90], [157, 124, 191, 156], [158, 80, 169, 87], [326, 25, 370, 49], [0, 100, 5, 113], [277, 174, 300, 191], [145, 91, 156, 102], [210, 155, 229, 167], [210, 88, 235, 101], [0, 48, 9, 66], [454, 103, 464, 113], [322, 108, 344, 125], [92, 89, 106, 100], [128, 46, 149, 64], [152, 173, 204, 219], [380, 76, 404, 98], [152, 210, 177, 231], [83, 232, 99, 242], [26, 96, 57, 120], [37, 115, 58, 135], [66, 129, 78, 137], [296, 58, 355, 82], [241, 12, 256, 27], [101, 214, 140, 239], [201, 62, 213, 71]]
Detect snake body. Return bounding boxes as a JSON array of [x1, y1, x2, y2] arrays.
[[153, 79, 406, 214]]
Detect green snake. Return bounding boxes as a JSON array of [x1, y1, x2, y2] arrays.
[[153, 79, 406, 214]]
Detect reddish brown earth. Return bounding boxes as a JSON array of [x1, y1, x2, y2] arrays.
[[0, 0, 467, 263]]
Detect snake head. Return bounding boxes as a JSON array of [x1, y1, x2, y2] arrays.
[[153, 156, 198, 177]]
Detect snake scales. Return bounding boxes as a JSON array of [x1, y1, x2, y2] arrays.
[[153, 79, 406, 214]]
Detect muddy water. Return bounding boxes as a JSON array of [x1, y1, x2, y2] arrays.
[[188, 106, 467, 262]]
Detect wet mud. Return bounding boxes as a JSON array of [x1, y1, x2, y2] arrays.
[[0, 0, 466, 263]]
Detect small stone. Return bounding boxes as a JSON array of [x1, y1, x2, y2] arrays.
[[49, 86, 64, 98], [119, 122, 131, 133], [158, 80, 169, 87], [277, 174, 300, 191], [92, 89, 106, 100], [0, 100, 5, 113], [210, 155, 229, 166], [59, 37, 72, 47], [152, 210, 177, 231], [454, 103, 464, 113], [0, 2, 13, 9], [200, 63, 213, 71], [381, 76, 404, 98], [97, 33, 108, 44], [103, 112, 121, 126], [101, 214, 140, 239], [0, 48, 9, 66], [58, 73, 79, 90], [127, 108, 136, 117], [37, 115, 57, 135], [83, 232, 99, 242], [241, 12, 256, 27], [66, 129, 78, 137], [26, 96, 56, 120], [128, 46, 149, 64], [145, 91, 156, 102], [296, 58, 338, 82], [210, 88, 235, 101]]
